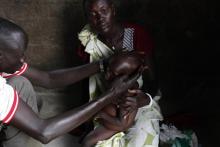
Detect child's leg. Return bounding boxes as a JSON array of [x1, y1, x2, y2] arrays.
[[82, 126, 117, 147]]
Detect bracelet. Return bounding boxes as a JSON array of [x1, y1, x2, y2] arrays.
[[99, 59, 105, 73], [145, 93, 153, 107]]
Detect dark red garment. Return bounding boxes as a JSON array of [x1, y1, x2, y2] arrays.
[[123, 23, 153, 57], [77, 23, 154, 62]]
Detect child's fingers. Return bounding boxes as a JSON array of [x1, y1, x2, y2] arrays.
[[120, 97, 137, 111], [136, 51, 145, 55], [128, 89, 142, 94], [143, 65, 149, 70]]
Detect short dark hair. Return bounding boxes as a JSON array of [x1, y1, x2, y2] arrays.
[[0, 17, 28, 51], [83, 0, 114, 16]]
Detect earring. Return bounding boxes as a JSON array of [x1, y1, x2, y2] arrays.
[[20, 58, 24, 63]]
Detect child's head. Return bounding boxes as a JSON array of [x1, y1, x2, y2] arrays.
[[105, 52, 144, 81], [0, 17, 28, 73]]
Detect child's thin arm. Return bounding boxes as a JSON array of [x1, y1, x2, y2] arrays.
[[99, 97, 137, 131], [96, 111, 123, 131], [82, 126, 118, 147]]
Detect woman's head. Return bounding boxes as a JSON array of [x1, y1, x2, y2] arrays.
[[0, 18, 28, 73], [83, 0, 116, 35]]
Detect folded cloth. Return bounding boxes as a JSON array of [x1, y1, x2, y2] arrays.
[[160, 124, 198, 147]]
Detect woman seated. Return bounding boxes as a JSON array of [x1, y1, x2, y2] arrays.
[[78, 0, 163, 146]]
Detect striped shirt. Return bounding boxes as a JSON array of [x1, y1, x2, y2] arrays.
[[0, 77, 19, 125]]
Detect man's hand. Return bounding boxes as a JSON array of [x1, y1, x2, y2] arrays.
[[108, 72, 141, 103]]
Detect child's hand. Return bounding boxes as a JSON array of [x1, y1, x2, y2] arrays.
[[128, 89, 151, 108], [119, 96, 138, 118]]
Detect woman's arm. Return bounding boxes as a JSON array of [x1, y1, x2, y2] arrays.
[[23, 61, 100, 88]]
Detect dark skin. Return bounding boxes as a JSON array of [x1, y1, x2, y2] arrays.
[[82, 53, 150, 147], [23, 62, 101, 88], [0, 33, 24, 73], [0, 19, 143, 144], [85, 0, 157, 96], [80, 1, 156, 145], [0, 25, 102, 89], [0, 32, 101, 89], [85, 0, 124, 49], [11, 85, 135, 144], [84, 0, 154, 112]]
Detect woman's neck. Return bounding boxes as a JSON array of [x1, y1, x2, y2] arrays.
[[100, 23, 124, 49]]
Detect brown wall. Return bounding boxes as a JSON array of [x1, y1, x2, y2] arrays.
[[1, 0, 219, 110], [0, 0, 87, 110], [1, 0, 85, 69]]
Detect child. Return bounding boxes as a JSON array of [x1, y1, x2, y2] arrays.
[[82, 52, 151, 147]]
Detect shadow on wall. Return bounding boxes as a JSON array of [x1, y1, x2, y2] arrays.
[[61, 2, 86, 67], [118, 0, 220, 114], [60, 2, 92, 109], [117, 0, 219, 146]]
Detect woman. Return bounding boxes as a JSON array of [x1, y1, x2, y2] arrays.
[[77, 0, 163, 146]]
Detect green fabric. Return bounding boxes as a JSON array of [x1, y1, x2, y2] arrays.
[[172, 137, 191, 147], [144, 133, 154, 145], [170, 130, 194, 147]]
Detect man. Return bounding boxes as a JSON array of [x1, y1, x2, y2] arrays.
[[0, 17, 142, 147]]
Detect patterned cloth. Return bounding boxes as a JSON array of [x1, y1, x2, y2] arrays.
[[78, 24, 163, 147]]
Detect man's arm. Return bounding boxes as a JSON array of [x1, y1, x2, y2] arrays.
[[23, 61, 100, 88], [10, 72, 140, 144], [11, 91, 112, 144]]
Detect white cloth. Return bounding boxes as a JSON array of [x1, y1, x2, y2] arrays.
[[0, 76, 19, 124], [78, 25, 115, 100]]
